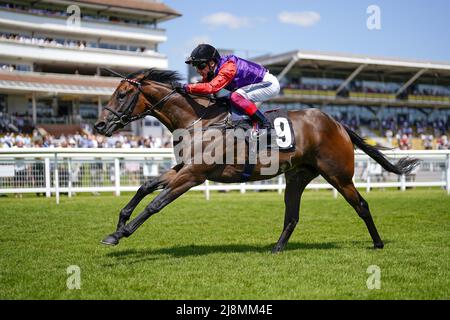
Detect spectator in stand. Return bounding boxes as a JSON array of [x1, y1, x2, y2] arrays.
[[42, 135, 53, 148], [437, 135, 449, 150], [96, 136, 105, 148], [33, 138, 43, 148], [402, 121, 414, 137], [88, 134, 98, 148], [69, 138, 77, 148], [122, 136, 131, 148], [142, 138, 152, 148], [399, 134, 412, 150], [385, 129, 393, 146], [421, 134, 434, 150]]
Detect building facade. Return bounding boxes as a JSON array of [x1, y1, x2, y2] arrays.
[[0, 0, 180, 136]]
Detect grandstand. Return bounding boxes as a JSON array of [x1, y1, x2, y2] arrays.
[[254, 50, 450, 149], [0, 0, 180, 138]]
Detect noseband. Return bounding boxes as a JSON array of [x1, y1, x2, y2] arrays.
[[102, 68, 176, 127]]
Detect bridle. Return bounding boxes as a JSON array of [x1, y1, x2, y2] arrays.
[[102, 68, 177, 127], [101, 68, 228, 133]]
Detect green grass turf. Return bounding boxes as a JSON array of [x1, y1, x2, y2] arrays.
[[0, 189, 449, 300]]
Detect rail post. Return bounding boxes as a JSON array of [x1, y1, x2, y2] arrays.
[[68, 157, 72, 198], [446, 154, 450, 195], [204, 180, 210, 200], [45, 157, 51, 198], [366, 159, 371, 193], [114, 158, 120, 196], [240, 183, 246, 194], [278, 175, 283, 195], [400, 174, 406, 192], [54, 153, 59, 204]]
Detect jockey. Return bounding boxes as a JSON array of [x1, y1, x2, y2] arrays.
[[180, 44, 280, 130]]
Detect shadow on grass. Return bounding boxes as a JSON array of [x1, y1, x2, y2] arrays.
[[101, 242, 339, 266], [101, 239, 394, 266]]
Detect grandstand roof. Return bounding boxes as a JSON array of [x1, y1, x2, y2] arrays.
[[254, 50, 450, 72], [42, 0, 181, 21], [254, 50, 450, 86], [0, 71, 117, 96]]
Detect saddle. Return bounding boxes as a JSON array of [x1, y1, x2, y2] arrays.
[[220, 101, 296, 152], [208, 93, 296, 182]]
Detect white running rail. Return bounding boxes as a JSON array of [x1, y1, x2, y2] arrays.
[[0, 148, 449, 203]]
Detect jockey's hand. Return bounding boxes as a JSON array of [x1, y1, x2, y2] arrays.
[[172, 82, 187, 93]]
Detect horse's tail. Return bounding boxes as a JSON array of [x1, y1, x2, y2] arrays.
[[344, 126, 420, 175]]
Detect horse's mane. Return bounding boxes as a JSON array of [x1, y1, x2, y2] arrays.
[[126, 68, 183, 85], [125, 68, 227, 111], [126, 68, 215, 106]]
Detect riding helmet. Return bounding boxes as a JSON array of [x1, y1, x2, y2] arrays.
[[185, 44, 221, 65]]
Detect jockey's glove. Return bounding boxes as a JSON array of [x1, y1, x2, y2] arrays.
[[172, 82, 187, 94]]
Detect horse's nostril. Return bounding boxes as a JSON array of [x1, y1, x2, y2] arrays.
[[94, 121, 106, 132]]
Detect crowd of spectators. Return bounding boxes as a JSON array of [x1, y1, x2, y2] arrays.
[[1, 109, 449, 151], [334, 115, 359, 131], [2, 33, 87, 49], [1, 33, 148, 54], [333, 114, 449, 150], [351, 83, 398, 94], [281, 79, 450, 100], [380, 118, 449, 150], [1, 117, 448, 150], [412, 86, 450, 97], [0, 63, 17, 72], [0, 131, 172, 149], [282, 81, 340, 92], [282, 79, 399, 94], [0, 113, 34, 133], [366, 116, 449, 138], [0, 131, 174, 198]]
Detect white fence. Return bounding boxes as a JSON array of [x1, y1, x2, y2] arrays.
[[0, 148, 449, 203]]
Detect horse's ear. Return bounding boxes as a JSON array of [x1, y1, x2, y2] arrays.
[[141, 69, 152, 81], [101, 68, 126, 78]]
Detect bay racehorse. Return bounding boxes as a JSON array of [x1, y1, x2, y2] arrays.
[[94, 68, 419, 253]]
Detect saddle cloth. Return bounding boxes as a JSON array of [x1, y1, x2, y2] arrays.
[[228, 105, 296, 152]]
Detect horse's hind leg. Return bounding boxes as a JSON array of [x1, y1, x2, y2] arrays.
[[116, 164, 182, 231], [322, 173, 384, 249], [272, 167, 318, 254]]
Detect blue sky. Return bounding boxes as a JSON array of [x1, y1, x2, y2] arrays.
[[159, 0, 450, 78]]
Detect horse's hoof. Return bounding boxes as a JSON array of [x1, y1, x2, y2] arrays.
[[271, 245, 284, 254], [374, 242, 384, 249], [101, 234, 120, 246]]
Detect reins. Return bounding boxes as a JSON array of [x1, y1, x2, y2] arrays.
[[101, 68, 228, 131], [101, 68, 177, 127]]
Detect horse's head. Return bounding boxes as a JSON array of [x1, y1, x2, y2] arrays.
[[94, 68, 181, 137]]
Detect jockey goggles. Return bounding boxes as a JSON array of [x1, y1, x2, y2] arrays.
[[193, 61, 208, 70]]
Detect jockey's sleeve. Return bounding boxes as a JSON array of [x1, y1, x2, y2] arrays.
[[186, 61, 237, 95]]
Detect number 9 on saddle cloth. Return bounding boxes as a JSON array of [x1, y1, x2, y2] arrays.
[[215, 89, 296, 152]]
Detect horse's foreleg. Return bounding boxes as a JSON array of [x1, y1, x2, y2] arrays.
[[116, 179, 163, 231], [116, 165, 181, 231], [102, 166, 205, 246], [272, 168, 318, 254]]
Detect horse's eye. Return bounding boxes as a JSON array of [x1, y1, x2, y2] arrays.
[[118, 92, 126, 101]]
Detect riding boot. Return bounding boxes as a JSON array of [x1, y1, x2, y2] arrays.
[[251, 110, 273, 131], [230, 92, 273, 133]]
